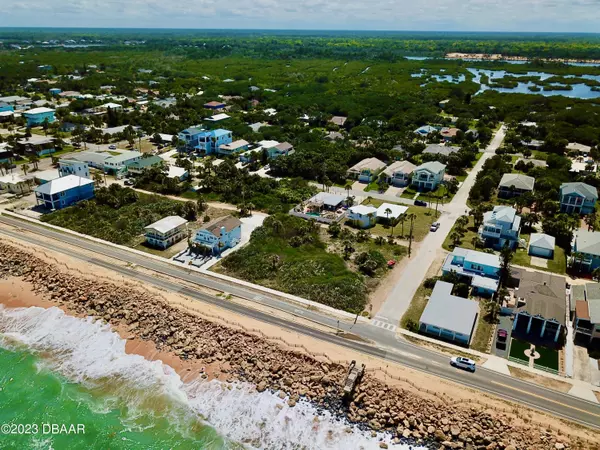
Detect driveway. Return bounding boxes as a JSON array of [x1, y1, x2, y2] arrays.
[[384, 186, 404, 197], [351, 181, 366, 192], [493, 315, 513, 358]]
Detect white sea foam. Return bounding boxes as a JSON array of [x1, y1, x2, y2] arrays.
[[0, 306, 420, 450]]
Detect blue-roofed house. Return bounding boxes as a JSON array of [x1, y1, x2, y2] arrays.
[[412, 161, 446, 191], [479, 206, 522, 250], [268, 142, 295, 159], [0, 102, 14, 113], [49, 88, 62, 95], [34, 175, 95, 210], [419, 281, 479, 346], [414, 125, 438, 137], [442, 247, 501, 295], [559, 182, 598, 215], [23, 107, 56, 127]]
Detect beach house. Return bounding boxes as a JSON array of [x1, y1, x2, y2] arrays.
[[177, 126, 233, 155], [203, 101, 226, 110], [217, 139, 249, 156], [347, 205, 377, 228], [194, 216, 242, 255], [571, 283, 600, 347], [144, 216, 188, 249], [479, 205, 521, 250], [23, 107, 55, 127], [34, 175, 95, 210], [559, 182, 598, 215], [411, 161, 446, 191], [268, 142, 295, 159], [16, 136, 55, 156], [442, 247, 500, 295], [346, 157, 386, 183], [58, 159, 90, 179], [498, 174, 535, 198], [381, 160, 416, 187], [127, 155, 164, 175], [572, 230, 600, 272], [103, 151, 143, 177]]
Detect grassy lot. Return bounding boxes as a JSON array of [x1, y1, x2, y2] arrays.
[[512, 243, 567, 274], [364, 181, 381, 192], [508, 338, 531, 363], [470, 303, 496, 353], [534, 346, 559, 371], [360, 199, 440, 242], [400, 284, 431, 329], [442, 216, 480, 251]]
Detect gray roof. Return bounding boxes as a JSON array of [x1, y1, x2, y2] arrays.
[[104, 151, 142, 164], [383, 160, 416, 177], [529, 233, 555, 251], [348, 157, 386, 173], [463, 249, 501, 269], [515, 158, 547, 168], [484, 205, 517, 225], [499, 173, 535, 191], [70, 151, 111, 166], [423, 144, 460, 157], [416, 161, 446, 174], [560, 182, 598, 200], [311, 192, 345, 207], [420, 281, 479, 337], [144, 216, 187, 234], [575, 230, 600, 257], [516, 271, 566, 325], [570, 284, 586, 312], [584, 283, 600, 323]]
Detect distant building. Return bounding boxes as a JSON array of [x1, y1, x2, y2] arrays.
[[419, 281, 479, 346], [479, 206, 521, 250], [412, 161, 446, 191], [16, 136, 55, 156], [381, 160, 416, 187], [442, 247, 500, 296], [414, 125, 438, 137], [498, 173, 535, 198], [346, 157, 386, 183], [58, 159, 90, 178], [268, 142, 294, 159], [127, 155, 164, 175], [205, 113, 230, 122], [0, 102, 14, 113], [22, 107, 55, 127], [177, 126, 232, 155], [194, 216, 242, 255], [144, 216, 188, 249], [559, 182, 598, 215], [423, 144, 460, 157], [203, 101, 226, 110], [440, 128, 459, 142], [329, 116, 347, 127], [34, 175, 95, 210]]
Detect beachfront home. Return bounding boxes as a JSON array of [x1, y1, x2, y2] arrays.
[[127, 155, 164, 175], [479, 206, 521, 250], [144, 216, 188, 249], [498, 174, 535, 199], [381, 160, 416, 187], [177, 126, 233, 155], [512, 270, 566, 345], [348, 205, 377, 228], [572, 230, 600, 272], [442, 247, 500, 295], [194, 216, 242, 255], [411, 161, 446, 191], [34, 175, 95, 210], [268, 142, 295, 159], [103, 151, 143, 177], [376, 203, 408, 223], [559, 182, 598, 215], [419, 281, 479, 346], [22, 107, 55, 127], [572, 282, 600, 347], [58, 159, 90, 179], [217, 139, 250, 156], [346, 157, 386, 183], [167, 166, 189, 181], [528, 233, 555, 259]]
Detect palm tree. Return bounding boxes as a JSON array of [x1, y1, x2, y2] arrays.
[[344, 180, 353, 198], [450, 230, 462, 247], [384, 207, 392, 235], [398, 215, 406, 238], [406, 213, 417, 256], [471, 236, 480, 249], [93, 172, 104, 186], [29, 154, 40, 170], [585, 212, 597, 232], [21, 163, 30, 175]]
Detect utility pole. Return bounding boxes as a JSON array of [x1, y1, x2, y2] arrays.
[[408, 215, 415, 257]]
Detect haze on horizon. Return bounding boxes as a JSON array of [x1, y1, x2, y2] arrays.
[[1, 0, 599, 33]]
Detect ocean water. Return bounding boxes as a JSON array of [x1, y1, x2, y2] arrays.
[[0, 306, 409, 450]]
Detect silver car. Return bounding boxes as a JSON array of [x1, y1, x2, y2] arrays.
[[450, 356, 476, 372]]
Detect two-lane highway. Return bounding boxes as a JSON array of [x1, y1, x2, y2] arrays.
[[1, 215, 599, 429]]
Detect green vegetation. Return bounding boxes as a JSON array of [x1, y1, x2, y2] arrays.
[[508, 338, 531, 364], [512, 243, 567, 274], [534, 346, 559, 372], [41, 184, 199, 246], [470, 301, 497, 353]]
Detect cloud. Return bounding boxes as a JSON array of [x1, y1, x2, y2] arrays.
[[0, 0, 599, 32]]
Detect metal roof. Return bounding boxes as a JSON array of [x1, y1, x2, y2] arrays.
[[529, 233, 555, 251], [376, 203, 408, 220], [349, 205, 377, 216], [575, 230, 600, 257], [499, 173, 535, 191], [144, 216, 187, 234], [34, 175, 94, 196], [560, 182, 598, 200]]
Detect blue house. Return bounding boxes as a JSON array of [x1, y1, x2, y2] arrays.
[[23, 107, 56, 127], [0, 102, 14, 113], [559, 182, 598, 215], [479, 206, 521, 250], [34, 175, 95, 210], [572, 230, 600, 272], [177, 126, 233, 155], [442, 248, 500, 295], [194, 216, 242, 255], [347, 205, 377, 228], [49, 88, 62, 95], [414, 125, 439, 137], [412, 161, 446, 191], [217, 139, 249, 156]]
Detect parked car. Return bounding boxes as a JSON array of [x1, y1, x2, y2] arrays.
[[124, 179, 134, 186], [414, 199, 427, 207], [108, 144, 117, 150], [387, 260, 396, 269], [430, 222, 440, 232], [496, 329, 508, 342], [450, 356, 476, 372]]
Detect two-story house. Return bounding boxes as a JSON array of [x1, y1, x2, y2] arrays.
[[442, 247, 501, 296], [127, 155, 164, 175], [144, 216, 188, 249], [34, 175, 95, 210], [381, 160, 416, 187], [571, 282, 600, 347], [559, 182, 598, 215], [479, 205, 521, 250], [268, 142, 295, 159], [411, 161, 446, 191], [103, 151, 143, 177], [58, 159, 90, 179], [346, 158, 387, 183], [572, 230, 600, 272], [498, 173, 535, 199], [177, 126, 233, 155], [347, 205, 377, 228], [194, 216, 242, 255], [217, 139, 249, 156], [23, 107, 55, 127]]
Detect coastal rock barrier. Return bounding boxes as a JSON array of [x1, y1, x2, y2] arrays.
[[0, 242, 586, 449]]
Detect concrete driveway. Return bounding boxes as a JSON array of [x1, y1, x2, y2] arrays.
[[384, 186, 404, 197]]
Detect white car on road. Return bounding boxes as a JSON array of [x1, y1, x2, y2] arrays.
[[450, 356, 476, 372]]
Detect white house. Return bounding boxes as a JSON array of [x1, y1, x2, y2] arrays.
[[348, 205, 377, 228], [144, 216, 188, 249]]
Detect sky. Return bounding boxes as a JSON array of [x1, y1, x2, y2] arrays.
[[1, 0, 599, 33]]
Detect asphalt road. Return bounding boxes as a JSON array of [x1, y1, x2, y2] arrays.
[[1, 216, 599, 429]]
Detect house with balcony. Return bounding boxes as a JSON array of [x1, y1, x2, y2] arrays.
[[411, 161, 446, 191], [479, 206, 521, 250], [498, 173, 535, 199], [127, 155, 164, 175], [103, 151, 143, 177], [559, 182, 598, 215], [346, 158, 387, 183], [381, 160, 416, 187], [217, 139, 249, 156], [268, 142, 294, 159], [572, 282, 600, 348], [177, 126, 233, 155], [23, 107, 55, 127], [58, 159, 90, 179], [347, 205, 377, 228], [572, 230, 600, 272], [144, 216, 187, 249], [194, 216, 242, 255], [34, 175, 95, 210], [442, 247, 500, 295]]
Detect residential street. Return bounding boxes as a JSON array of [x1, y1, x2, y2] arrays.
[[374, 126, 506, 326]]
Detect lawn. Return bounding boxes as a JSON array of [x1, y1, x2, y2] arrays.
[[400, 284, 431, 329], [364, 181, 381, 192], [512, 244, 567, 274], [442, 216, 480, 251], [534, 346, 559, 372], [470, 305, 496, 353], [508, 338, 530, 364]]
